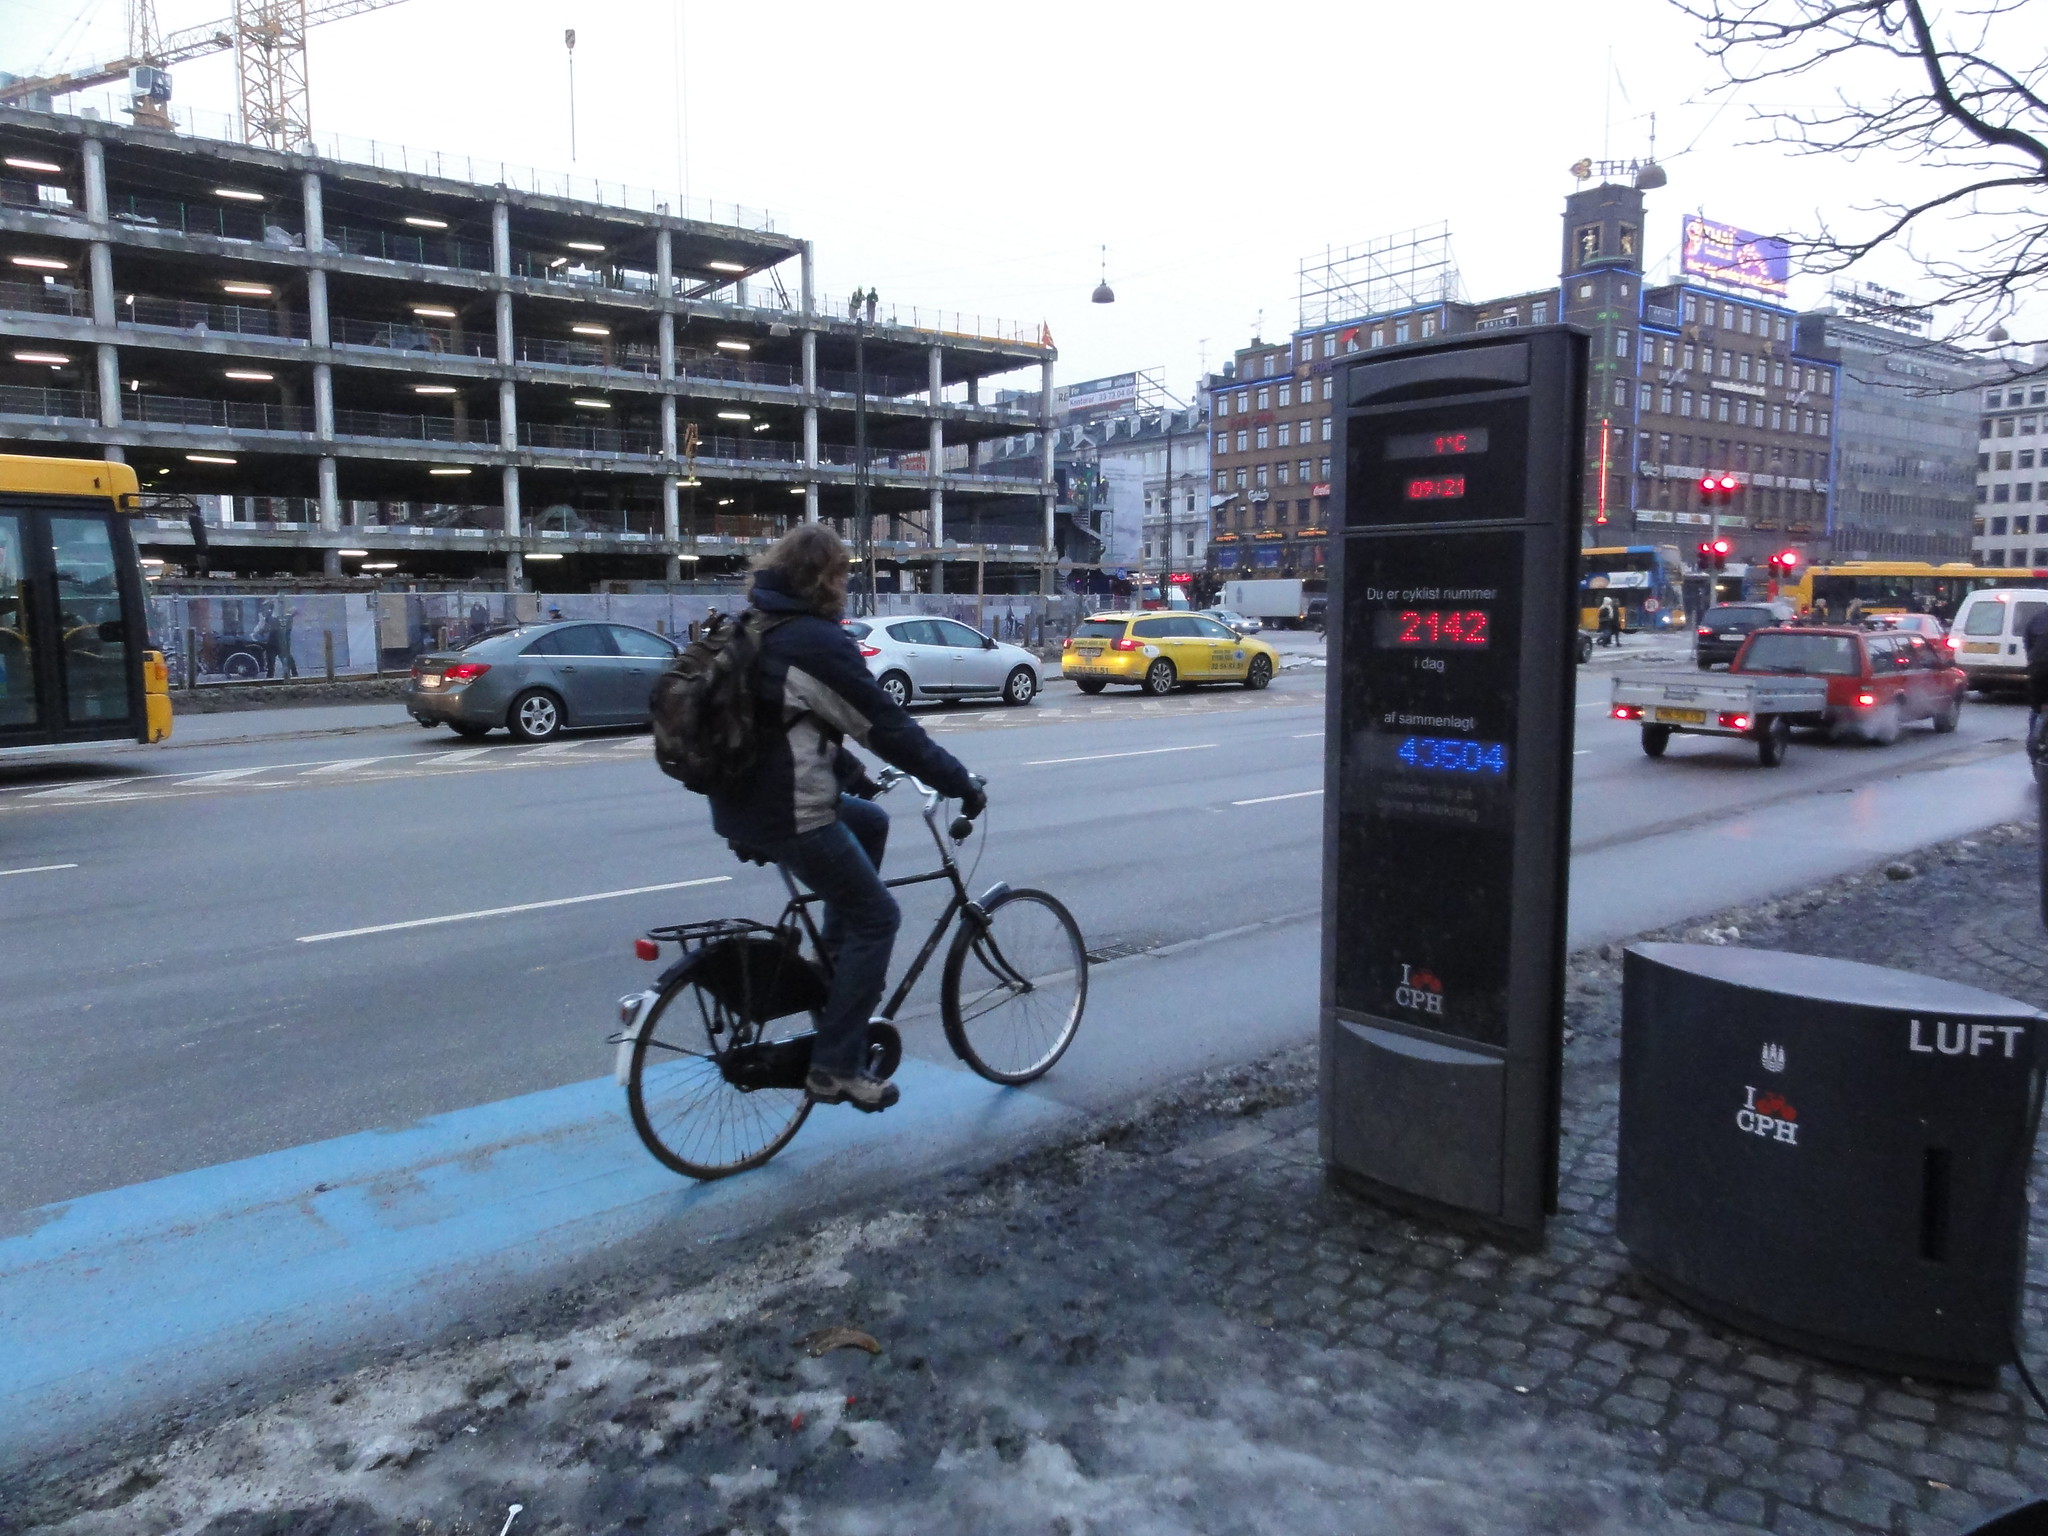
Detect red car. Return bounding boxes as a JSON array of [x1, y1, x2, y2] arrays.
[[1731, 626, 1965, 744]]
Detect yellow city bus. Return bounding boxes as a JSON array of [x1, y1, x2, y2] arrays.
[[1780, 561, 2048, 622], [1, 455, 171, 750]]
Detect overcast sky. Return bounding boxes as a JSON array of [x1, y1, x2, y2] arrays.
[[7, 0, 2029, 393]]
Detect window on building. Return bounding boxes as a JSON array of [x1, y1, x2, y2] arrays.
[[1772, 360, 1785, 387], [1738, 354, 1752, 382], [1321, 378, 1334, 401], [1235, 430, 1248, 452], [1819, 413, 1830, 436], [1639, 383, 1653, 411], [1322, 335, 1335, 358], [1370, 328, 1385, 348], [1717, 396, 1732, 422], [1721, 350, 1736, 376], [1820, 372, 1832, 395], [1277, 422, 1292, 447], [1775, 316, 1788, 341], [1299, 459, 1312, 482], [1659, 432, 1672, 459], [1320, 417, 1332, 441], [1298, 341, 1311, 363], [1395, 320, 1412, 344], [1739, 308, 1753, 335], [1255, 425, 1269, 449], [1420, 315, 1437, 338], [1978, 485, 1990, 504], [1614, 381, 1628, 408], [1988, 549, 2008, 565], [1637, 430, 1652, 462], [1659, 386, 1674, 413], [1575, 225, 1602, 264], [1234, 468, 1246, 488], [1319, 457, 1331, 478], [1683, 296, 1699, 322], [1184, 533, 1197, 556], [1997, 451, 2014, 470], [2025, 416, 2040, 436], [1255, 388, 1269, 410], [1235, 392, 1248, 413], [1735, 400, 1749, 427], [1278, 383, 1292, 407], [1532, 301, 1549, 324], [1616, 329, 1631, 358], [1994, 487, 2011, 505], [1994, 512, 2011, 529], [1988, 391, 2005, 408], [1722, 303, 1736, 328], [1276, 462, 1291, 485], [1215, 472, 1229, 492], [1215, 431, 1229, 454], [1770, 404, 1783, 430], [1680, 391, 1694, 418], [2020, 514, 2034, 532]]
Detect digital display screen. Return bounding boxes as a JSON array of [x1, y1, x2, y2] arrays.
[[1404, 475, 1467, 502], [1347, 400, 1525, 529], [1374, 608, 1491, 649], [1385, 428, 1489, 460], [1335, 529, 1524, 1047]]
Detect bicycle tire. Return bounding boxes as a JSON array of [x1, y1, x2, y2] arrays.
[[940, 887, 1088, 1084], [626, 969, 813, 1180]]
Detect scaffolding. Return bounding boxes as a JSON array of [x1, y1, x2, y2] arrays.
[[1298, 224, 1464, 332]]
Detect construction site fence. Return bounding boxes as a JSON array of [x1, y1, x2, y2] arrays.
[[146, 591, 1107, 687]]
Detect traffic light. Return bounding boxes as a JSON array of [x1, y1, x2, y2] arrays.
[[1695, 537, 1733, 572], [1697, 472, 1741, 507], [1765, 549, 1803, 577]]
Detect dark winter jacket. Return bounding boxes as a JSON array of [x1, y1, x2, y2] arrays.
[[707, 571, 975, 847], [2025, 605, 2048, 711]]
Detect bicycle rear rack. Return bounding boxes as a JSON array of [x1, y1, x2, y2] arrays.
[[645, 917, 786, 949]]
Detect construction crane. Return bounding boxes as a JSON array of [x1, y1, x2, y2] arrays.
[[0, 0, 413, 151]]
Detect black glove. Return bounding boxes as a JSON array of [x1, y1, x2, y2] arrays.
[[958, 781, 987, 819]]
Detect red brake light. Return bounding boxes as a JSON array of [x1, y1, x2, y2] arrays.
[[1697, 626, 1712, 637], [858, 645, 880, 658], [1612, 704, 1642, 720], [444, 662, 491, 682], [634, 938, 659, 962], [1062, 637, 1073, 649], [1112, 637, 1142, 651], [1857, 692, 1876, 707], [1718, 712, 1752, 731], [1945, 636, 1959, 649]]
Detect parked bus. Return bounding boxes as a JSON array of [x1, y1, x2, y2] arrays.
[[1, 455, 171, 751], [1580, 544, 1686, 631], [1780, 561, 2047, 623]]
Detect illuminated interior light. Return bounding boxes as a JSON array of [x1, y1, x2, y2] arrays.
[[337, 549, 369, 556], [9, 255, 66, 271], [567, 241, 605, 253], [11, 350, 68, 365], [5, 156, 63, 175], [411, 304, 457, 319], [573, 397, 611, 409], [413, 384, 457, 395], [715, 339, 751, 352], [221, 281, 273, 297], [717, 411, 751, 421], [429, 466, 471, 476], [404, 215, 448, 230], [213, 187, 264, 201], [525, 552, 565, 560], [185, 453, 237, 464], [571, 323, 610, 336], [705, 260, 746, 273], [223, 369, 274, 381]]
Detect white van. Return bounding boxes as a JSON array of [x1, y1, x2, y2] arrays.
[[1949, 588, 2048, 692]]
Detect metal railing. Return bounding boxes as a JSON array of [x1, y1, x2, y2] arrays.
[[332, 315, 493, 357], [109, 192, 293, 244], [0, 384, 95, 419], [528, 505, 662, 537], [345, 501, 505, 532], [333, 408, 498, 444], [0, 278, 91, 318], [694, 434, 801, 465], [0, 177, 75, 216], [818, 367, 930, 399], [329, 223, 492, 271], [125, 294, 310, 340], [129, 392, 313, 432], [677, 352, 798, 389], [520, 420, 662, 456], [515, 335, 661, 374]]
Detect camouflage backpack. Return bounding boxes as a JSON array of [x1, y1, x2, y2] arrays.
[[650, 611, 790, 796]]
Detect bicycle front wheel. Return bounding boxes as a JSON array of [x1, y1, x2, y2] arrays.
[[627, 971, 812, 1180], [941, 888, 1088, 1084]]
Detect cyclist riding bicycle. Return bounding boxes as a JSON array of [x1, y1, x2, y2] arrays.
[[709, 524, 985, 1114]]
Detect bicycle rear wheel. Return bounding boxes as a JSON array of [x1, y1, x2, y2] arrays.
[[627, 970, 813, 1179], [941, 888, 1088, 1084]]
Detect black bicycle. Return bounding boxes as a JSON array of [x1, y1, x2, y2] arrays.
[[613, 770, 1089, 1179]]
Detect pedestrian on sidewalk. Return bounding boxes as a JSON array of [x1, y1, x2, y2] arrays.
[[1597, 595, 1619, 647]]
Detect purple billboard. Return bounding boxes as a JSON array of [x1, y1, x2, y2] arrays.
[[1681, 216, 1792, 301]]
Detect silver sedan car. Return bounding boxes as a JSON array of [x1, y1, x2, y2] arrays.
[[405, 619, 679, 741], [844, 615, 1044, 707]]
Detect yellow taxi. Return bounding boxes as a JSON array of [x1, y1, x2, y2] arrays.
[[1061, 611, 1281, 695]]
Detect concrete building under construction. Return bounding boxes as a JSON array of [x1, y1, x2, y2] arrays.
[[0, 106, 1057, 590]]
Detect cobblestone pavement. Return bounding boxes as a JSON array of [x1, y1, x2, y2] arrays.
[[11, 825, 2048, 1536]]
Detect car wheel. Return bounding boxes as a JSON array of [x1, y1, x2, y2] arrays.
[[450, 721, 492, 739], [1075, 679, 1107, 695], [1756, 716, 1790, 767], [1142, 658, 1177, 696], [1696, 658, 1715, 671], [1001, 666, 1037, 706], [1932, 692, 1962, 734], [1641, 725, 1672, 758], [1577, 633, 1594, 665], [1243, 655, 1272, 690], [879, 671, 912, 708], [507, 688, 564, 742]]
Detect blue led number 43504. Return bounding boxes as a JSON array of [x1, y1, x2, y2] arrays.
[[1397, 736, 1509, 775]]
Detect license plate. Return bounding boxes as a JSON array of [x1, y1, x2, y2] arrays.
[[1720, 632, 1745, 640], [1073, 642, 1105, 654], [1656, 707, 1707, 725], [419, 674, 442, 688], [1963, 641, 1998, 654]]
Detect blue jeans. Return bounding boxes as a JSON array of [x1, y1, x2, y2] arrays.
[[760, 794, 897, 1075]]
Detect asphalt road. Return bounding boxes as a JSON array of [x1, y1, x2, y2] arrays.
[[0, 655, 2029, 1215]]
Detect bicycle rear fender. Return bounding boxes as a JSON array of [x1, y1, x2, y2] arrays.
[[613, 989, 659, 1085]]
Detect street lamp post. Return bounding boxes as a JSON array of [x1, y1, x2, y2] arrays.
[[852, 312, 875, 617]]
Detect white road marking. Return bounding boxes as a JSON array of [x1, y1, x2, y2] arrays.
[[0, 862, 78, 877], [176, 766, 268, 786], [1574, 750, 1592, 756], [1024, 743, 1218, 767], [1292, 731, 1324, 738], [1233, 789, 1323, 806], [302, 757, 388, 776], [26, 781, 125, 799], [296, 875, 733, 944], [521, 742, 586, 757], [423, 748, 495, 767]]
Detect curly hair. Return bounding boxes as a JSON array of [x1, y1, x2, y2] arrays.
[[750, 522, 850, 619]]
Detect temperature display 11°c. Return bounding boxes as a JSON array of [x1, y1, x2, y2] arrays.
[[1375, 607, 1491, 649], [1397, 736, 1510, 776]]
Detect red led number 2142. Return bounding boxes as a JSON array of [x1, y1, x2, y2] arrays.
[[1396, 609, 1489, 647]]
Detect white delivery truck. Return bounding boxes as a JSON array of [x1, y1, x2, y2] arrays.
[[1223, 578, 1322, 629]]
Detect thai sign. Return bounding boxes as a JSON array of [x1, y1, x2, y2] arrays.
[[1681, 217, 1791, 300]]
